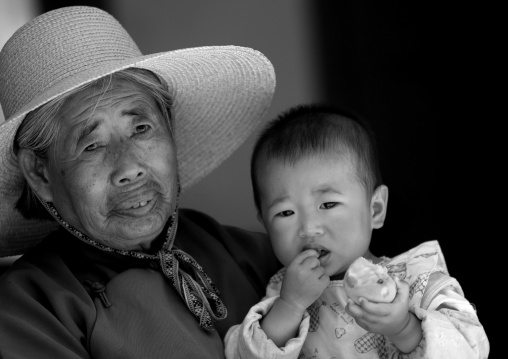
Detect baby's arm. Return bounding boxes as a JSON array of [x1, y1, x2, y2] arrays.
[[418, 275, 490, 358], [261, 249, 330, 347], [346, 277, 423, 353]]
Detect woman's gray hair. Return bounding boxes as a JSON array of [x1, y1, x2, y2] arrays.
[[13, 67, 174, 220]]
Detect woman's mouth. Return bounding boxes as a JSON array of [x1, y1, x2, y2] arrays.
[[113, 193, 158, 216], [130, 200, 150, 209]]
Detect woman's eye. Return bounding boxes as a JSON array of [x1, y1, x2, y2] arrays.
[[84, 143, 98, 152], [321, 202, 338, 209], [276, 210, 294, 217], [134, 124, 151, 134]]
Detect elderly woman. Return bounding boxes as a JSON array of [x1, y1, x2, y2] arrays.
[[0, 6, 279, 358]]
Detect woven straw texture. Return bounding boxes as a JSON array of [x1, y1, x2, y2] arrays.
[[0, 6, 275, 256]]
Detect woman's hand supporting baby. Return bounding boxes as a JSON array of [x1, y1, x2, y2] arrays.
[[345, 277, 423, 353], [260, 249, 330, 347]]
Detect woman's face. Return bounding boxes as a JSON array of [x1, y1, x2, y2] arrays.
[[44, 78, 177, 251]]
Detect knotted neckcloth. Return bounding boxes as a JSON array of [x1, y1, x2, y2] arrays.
[[39, 196, 227, 331]]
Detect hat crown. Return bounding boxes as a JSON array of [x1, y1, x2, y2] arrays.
[[0, 6, 142, 120]]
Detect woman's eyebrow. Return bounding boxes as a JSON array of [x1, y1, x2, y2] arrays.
[[121, 105, 151, 118], [75, 119, 101, 144]]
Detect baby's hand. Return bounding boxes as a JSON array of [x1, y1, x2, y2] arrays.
[[345, 277, 412, 338], [280, 249, 330, 312]]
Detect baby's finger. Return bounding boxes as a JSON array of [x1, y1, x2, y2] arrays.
[[320, 273, 330, 285], [301, 254, 322, 269], [357, 298, 391, 316], [313, 265, 330, 282], [345, 298, 364, 317], [293, 249, 319, 264], [395, 277, 408, 291], [394, 277, 409, 301]]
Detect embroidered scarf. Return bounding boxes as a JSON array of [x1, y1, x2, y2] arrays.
[[38, 196, 227, 331]]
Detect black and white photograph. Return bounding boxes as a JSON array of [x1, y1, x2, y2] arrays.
[[0, 1, 495, 357]]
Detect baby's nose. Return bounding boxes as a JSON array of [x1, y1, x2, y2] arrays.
[[299, 227, 324, 237], [298, 214, 324, 237]]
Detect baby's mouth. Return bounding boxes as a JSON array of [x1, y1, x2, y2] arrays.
[[316, 248, 330, 259], [303, 244, 330, 259]]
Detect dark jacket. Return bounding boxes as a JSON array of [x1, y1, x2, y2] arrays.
[[0, 209, 281, 358]]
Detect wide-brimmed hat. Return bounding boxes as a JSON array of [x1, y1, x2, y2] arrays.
[[0, 6, 275, 257]]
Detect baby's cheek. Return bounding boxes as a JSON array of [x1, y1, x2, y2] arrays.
[[265, 221, 294, 260], [270, 238, 297, 267]]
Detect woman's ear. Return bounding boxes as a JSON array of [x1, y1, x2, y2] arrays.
[[371, 185, 388, 229], [17, 149, 53, 203]]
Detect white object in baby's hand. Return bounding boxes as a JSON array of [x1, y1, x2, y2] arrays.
[[344, 257, 396, 305]]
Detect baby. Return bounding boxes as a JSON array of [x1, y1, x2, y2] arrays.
[[225, 104, 489, 358]]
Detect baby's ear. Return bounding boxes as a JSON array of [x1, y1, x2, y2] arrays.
[[17, 149, 54, 203], [370, 185, 388, 229]]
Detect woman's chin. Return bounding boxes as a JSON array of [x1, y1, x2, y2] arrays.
[[94, 213, 168, 251]]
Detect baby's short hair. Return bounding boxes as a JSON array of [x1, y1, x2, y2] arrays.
[[251, 103, 383, 212]]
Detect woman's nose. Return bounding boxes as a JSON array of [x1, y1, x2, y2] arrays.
[[110, 144, 147, 186], [298, 213, 324, 238]]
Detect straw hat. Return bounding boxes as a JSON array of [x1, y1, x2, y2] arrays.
[[0, 6, 276, 257]]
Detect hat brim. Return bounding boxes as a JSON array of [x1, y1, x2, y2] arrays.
[[0, 45, 275, 256]]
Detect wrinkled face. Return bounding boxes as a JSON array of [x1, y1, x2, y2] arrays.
[[258, 155, 375, 277], [44, 78, 178, 251]]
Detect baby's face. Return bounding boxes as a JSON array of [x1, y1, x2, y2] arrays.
[[258, 155, 377, 277]]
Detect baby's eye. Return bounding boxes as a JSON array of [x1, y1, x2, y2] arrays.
[[84, 143, 98, 152], [276, 210, 294, 218], [320, 202, 338, 209]]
